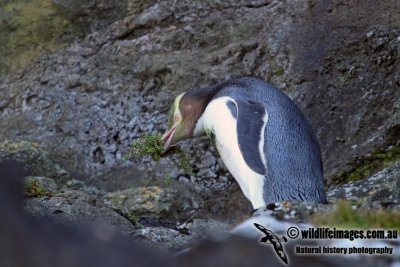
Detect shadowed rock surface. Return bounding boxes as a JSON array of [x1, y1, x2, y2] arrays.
[[0, 1, 400, 266], [1, 0, 400, 187], [0, 161, 174, 267], [1, 161, 397, 267]]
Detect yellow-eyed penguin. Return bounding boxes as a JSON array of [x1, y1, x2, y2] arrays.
[[162, 77, 327, 209]]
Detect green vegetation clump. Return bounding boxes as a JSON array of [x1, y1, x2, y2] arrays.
[[125, 133, 194, 176], [125, 133, 165, 161], [125, 211, 142, 228], [24, 179, 53, 197], [312, 200, 400, 230], [335, 145, 400, 185]]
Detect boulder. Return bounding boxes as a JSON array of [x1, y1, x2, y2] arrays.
[[328, 161, 400, 202], [24, 189, 136, 234], [0, 140, 69, 182]]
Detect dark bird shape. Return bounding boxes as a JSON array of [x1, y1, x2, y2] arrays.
[[254, 223, 288, 264]]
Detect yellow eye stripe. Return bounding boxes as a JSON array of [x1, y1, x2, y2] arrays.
[[173, 93, 185, 119]]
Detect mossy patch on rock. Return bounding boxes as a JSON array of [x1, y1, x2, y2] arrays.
[[311, 200, 400, 230], [24, 178, 53, 197], [334, 145, 400, 185], [328, 161, 400, 202], [0, 0, 77, 74]]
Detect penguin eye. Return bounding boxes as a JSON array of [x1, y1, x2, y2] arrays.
[[174, 114, 181, 122]]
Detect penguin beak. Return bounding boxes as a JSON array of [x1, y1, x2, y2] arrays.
[[162, 126, 177, 152]]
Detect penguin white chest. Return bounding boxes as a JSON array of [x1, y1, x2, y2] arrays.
[[201, 97, 266, 209]]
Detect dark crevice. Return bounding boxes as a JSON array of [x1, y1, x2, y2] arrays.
[[114, 24, 150, 41], [115, 16, 179, 41], [93, 147, 105, 164], [243, 1, 271, 9]]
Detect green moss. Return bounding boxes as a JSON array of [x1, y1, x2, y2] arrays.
[[0, 0, 76, 74], [312, 200, 400, 230], [335, 146, 400, 185], [125, 133, 165, 162], [24, 179, 53, 197], [125, 211, 142, 228], [124, 133, 194, 176], [270, 62, 284, 76]]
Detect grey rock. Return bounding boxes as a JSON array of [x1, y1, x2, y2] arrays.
[[328, 162, 400, 202], [62, 178, 105, 196], [0, 140, 70, 182], [133, 226, 187, 251], [104, 186, 178, 217], [53, 0, 158, 31], [24, 190, 135, 234], [133, 219, 230, 252], [104, 185, 204, 219], [252, 200, 333, 222]]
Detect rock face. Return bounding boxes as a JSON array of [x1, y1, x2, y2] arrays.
[[1, 1, 400, 266], [105, 186, 178, 216], [328, 161, 400, 202], [104, 185, 203, 218], [1, 0, 400, 188], [24, 191, 137, 234], [133, 219, 231, 252], [0, 0, 82, 75], [0, 140, 69, 182]]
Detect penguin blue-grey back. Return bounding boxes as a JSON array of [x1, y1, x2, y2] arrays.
[[213, 77, 326, 204], [162, 76, 327, 209]]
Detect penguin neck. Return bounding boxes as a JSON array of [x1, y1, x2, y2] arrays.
[[192, 113, 207, 137], [185, 85, 222, 137]]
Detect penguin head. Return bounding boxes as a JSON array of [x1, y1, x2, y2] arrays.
[[162, 93, 189, 150], [162, 87, 217, 151]]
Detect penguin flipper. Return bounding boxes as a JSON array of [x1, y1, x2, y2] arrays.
[[235, 100, 267, 175]]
